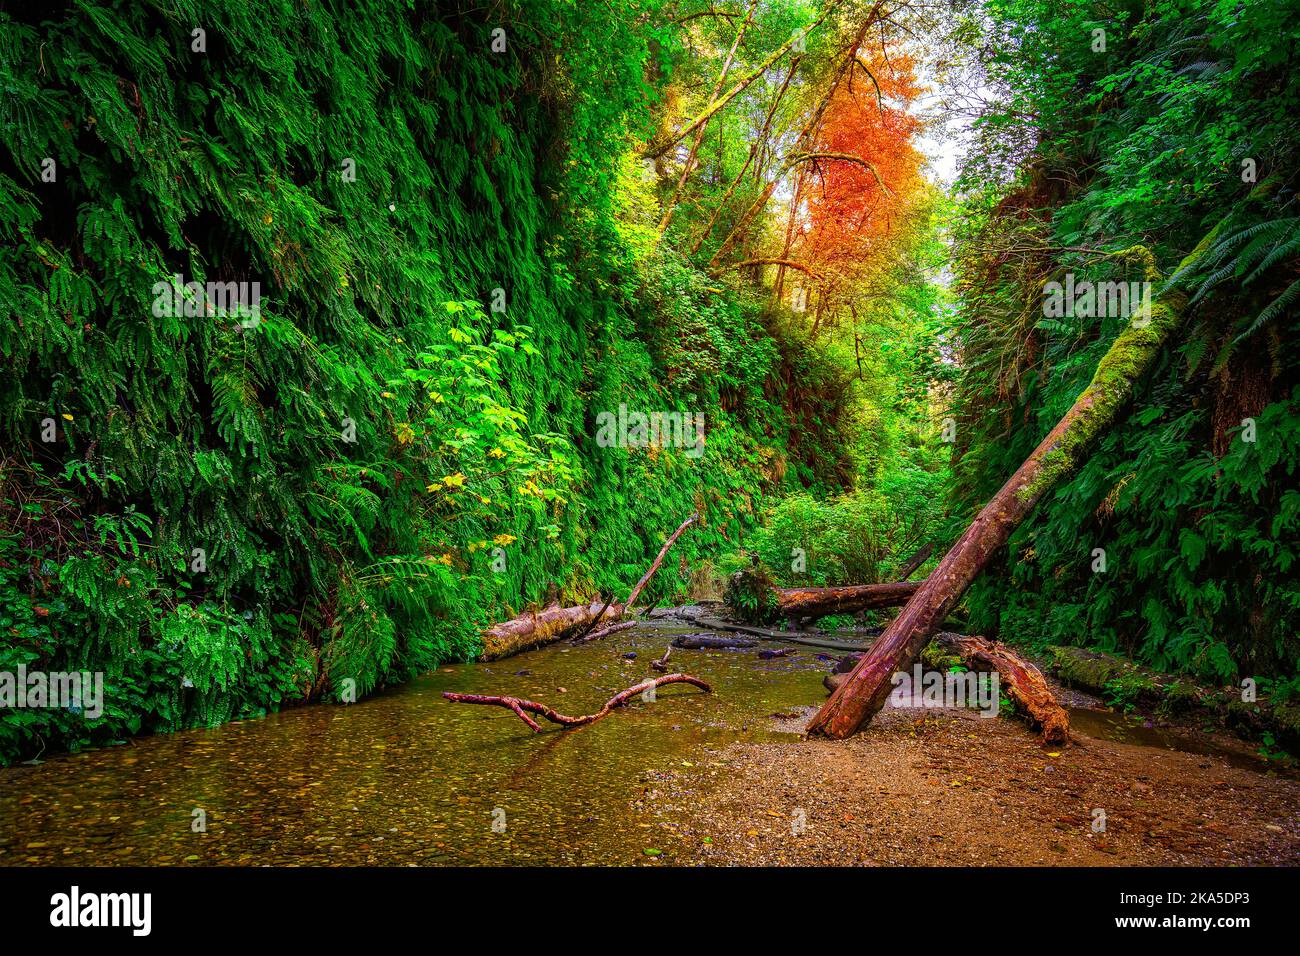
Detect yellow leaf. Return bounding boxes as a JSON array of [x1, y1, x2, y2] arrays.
[[442, 472, 466, 488], [61, 413, 74, 421]]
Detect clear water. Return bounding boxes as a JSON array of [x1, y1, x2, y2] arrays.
[[0, 623, 827, 865], [2, 623, 1281, 865]]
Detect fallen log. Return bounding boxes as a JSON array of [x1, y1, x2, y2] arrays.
[[725, 566, 920, 624], [480, 514, 698, 660], [695, 615, 872, 651], [819, 635, 1069, 743], [672, 634, 757, 650], [807, 201, 1259, 739], [442, 674, 712, 732], [933, 633, 1069, 744], [775, 581, 922, 619]]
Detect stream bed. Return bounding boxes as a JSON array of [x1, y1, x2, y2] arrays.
[[0, 621, 1282, 865]]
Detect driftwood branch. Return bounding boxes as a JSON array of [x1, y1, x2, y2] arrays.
[[442, 674, 713, 732], [571, 620, 637, 645]]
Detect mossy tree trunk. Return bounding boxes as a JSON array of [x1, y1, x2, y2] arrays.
[[807, 229, 1229, 739]]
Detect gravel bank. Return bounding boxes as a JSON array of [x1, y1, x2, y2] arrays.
[[641, 706, 1300, 865]]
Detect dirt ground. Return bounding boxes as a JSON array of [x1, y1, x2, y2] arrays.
[[643, 705, 1300, 866]]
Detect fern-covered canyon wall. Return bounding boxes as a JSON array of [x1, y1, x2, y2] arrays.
[[0, 1, 856, 761], [946, 0, 1300, 692], [7, 0, 1295, 765]]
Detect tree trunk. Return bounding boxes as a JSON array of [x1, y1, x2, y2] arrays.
[[642, 3, 840, 160], [688, 58, 799, 257], [657, 2, 756, 235], [822, 633, 1068, 744], [775, 581, 921, 618], [807, 228, 1231, 739], [706, 12, 880, 272], [933, 633, 1069, 744]]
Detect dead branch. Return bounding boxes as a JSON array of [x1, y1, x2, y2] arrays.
[[442, 674, 713, 732], [571, 620, 637, 645]]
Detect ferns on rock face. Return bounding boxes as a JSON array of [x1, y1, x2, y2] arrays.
[[1180, 216, 1300, 343], [0, 1, 843, 762], [948, 0, 1300, 687]]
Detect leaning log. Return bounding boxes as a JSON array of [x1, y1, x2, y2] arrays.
[[442, 674, 712, 732], [808, 213, 1244, 739], [480, 514, 698, 660]]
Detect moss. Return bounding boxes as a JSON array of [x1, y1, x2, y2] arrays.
[[1048, 645, 1131, 689], [1157, 679, 1203, 716], [921, 641, 962, 672], [1272, 704, 1300, 753], [1052, 646, 1298, 755], [1016, 288, 1184, 505]]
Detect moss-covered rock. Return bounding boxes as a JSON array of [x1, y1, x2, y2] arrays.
[[723, 562, 782, 625]]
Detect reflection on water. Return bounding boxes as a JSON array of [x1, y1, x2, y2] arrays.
[[1066, 706, 1285, 775], [0, 624, 828, 866]]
